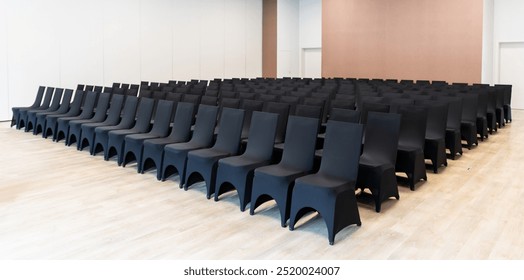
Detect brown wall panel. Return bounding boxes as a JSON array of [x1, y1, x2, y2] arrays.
[[263, 0, 277, 78], [322, 0, 483, 83]]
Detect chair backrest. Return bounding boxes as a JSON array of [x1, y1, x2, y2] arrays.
[[362, 112, 401, 165], [397, 105, 427, 150], [48, 88, 64, 111], [460, 94, 478, 123], [238, 91, 257, 100], [39, 87, 55, 109], [329, 108, 360, 123], [112, 87, 125, 96], [486, 88, 497, 113], [132, 97, 155, 131], [67, 90, 85, 115], [90, 92, 111, 122], [475, 89, 488, 117], [85, 85, 95, 92], [200, 96, 218, 106], [330, 98, 356, 110], [140, 89, 153, 99], [440, 96, 462, 130], [30, 86, 46, 108], [385, 97, 414, 113], [280, 115, 319, 171], [104, 94, 125, 124], [78, 91, 99, 118], [360, 102, 390, 124], [294, 104, 322, 119], [417, 101, 448, 139], [76, 84, 85, 91], [189, 105, 219, 146], [240, 99, 264, 138], [320, 121, 364, 181], [165, 92, 184, 102], [263, 102, 290, 144], [150, 100, 175, 136], [213, 108, 245, 154], [152, 91, 166, 100], [259, 94, 279, 102], [55, 89, 73, 114], [118, 96, 140, 127], [220, 98, 241, 109], [244, 111, 279, 160], [168, 102, 195, 142], [93, 86, 103, 94], [182, 94, 202, 104]]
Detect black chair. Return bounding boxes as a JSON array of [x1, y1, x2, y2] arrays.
[[359, 102, 390, 125], [161, 105, 219, 187], [33, 89, 72, 135], [11, 86, 45, 127], [494, 86, 505, 128], [263, 102, 290, 144], [330, 98, 356, 111], [475, 89, 489, 141], [238, 92, 257, 100], [54, 91, 98, 143], [259, 94, 279, 102], [200, 96, 218, 106], [418, 101, 449, 173], [294, 104, 322, 120], [24, 88, 64, 132], [105, 98, 155, 163], [279, 95, 301, 114], [214, 111, 279, 211], [395, 106, 427, 191], [497, 84, 512, 123], [239, 99, 264, 139], [92, 96, 139, 156], [23, 88, 63, 133], [18, 87, 55, 130], [121, 100, 175, 167], [289, 121, 364, 245], [43, 90, 85, 139], [182, 94, 202, 104], [183, 108, 245, 198], [66, 92, 112, 147], [250, 116, 319, 227], [303, 98, 328, 123], [140, 102, 196, 178], [356, 112, 401, 212], [165, 92, 184, 102], [460, 94, 478, 149], [486, 88, 498, 133], [93, 86, 103, 93], [441, 96, 463, 159], [78, 94, 125, 151], [328, 108, 360, 123]]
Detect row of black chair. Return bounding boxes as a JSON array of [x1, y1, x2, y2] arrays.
[[11, 79, 511, 245]]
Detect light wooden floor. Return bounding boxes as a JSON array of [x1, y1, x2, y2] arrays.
[[1, 111, 523, 260]]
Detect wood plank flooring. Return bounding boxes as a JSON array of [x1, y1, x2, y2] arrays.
[[0, 111, 523, 259]]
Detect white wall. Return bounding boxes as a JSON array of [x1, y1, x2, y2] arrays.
[[0, 0, 9, 120], [489, 0, 524, 109], [492, 0, 524, 82], [1, 0, 262, 121], [299, 0, 321, 49], [299, 0, 321, 78], [276, 0, 321, 78], [277, 0, 300, 78], [481, 0, 494, 84]]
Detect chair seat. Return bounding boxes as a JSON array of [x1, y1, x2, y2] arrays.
[[255, 164, 306, 179], [296, 174, 353, 192], [188, 148, 230, 162]]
